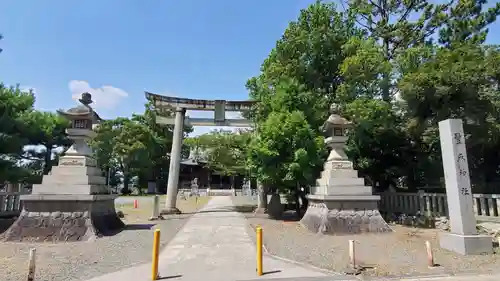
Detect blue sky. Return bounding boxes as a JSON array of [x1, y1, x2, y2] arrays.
[[1, 0, 500, 136], [0, 0, 317, 135]]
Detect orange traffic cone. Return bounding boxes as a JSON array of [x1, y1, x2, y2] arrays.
[[133, 199, 138, 209]]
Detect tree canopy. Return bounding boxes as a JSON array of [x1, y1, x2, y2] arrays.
[[89, 103, 192, 193], [246, 0, 500, 200], [0, 84, 71, 183]]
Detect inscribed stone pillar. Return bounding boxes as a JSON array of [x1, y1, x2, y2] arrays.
[[162, 107, 185, 215], [438, 119, 492, 255], [255, 181, 267, 214]]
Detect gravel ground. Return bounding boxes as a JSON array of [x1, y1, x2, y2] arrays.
[[0, 196, 210, 281], [232, 196, 500, 278]]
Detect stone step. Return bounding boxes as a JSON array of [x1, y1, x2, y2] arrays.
[[41, 175, 106, 186], [313, 185, 374, 196], [58, 156, 97, 167], [31, 184, 109, 195], [317, 177, 365, 187], [326, 185, 373, 195], [320, 169, 359, 178], [50, 166, 102, 176]]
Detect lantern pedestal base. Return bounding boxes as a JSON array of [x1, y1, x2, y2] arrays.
[[300, 195, 392, 235], [0, 194, 124, 242]]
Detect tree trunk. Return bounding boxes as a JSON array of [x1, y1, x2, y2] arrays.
[[299, 187, 308, 210], [381, 40, 391, 102], [43, 147, 52, 175], [122, 173, 130, 195], [294, 183, 301, 217], [231, 175, 236, 196], [155, 176, 161, 194]]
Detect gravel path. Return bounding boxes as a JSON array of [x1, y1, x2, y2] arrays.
[[232, 196, 500, 278], [0, 196, 209, 281]]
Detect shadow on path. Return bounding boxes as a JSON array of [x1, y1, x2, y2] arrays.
[[123, 224, 155, 230], [0, 218, 15, 234], [100, 223, 156, 237], [158, 274, 182, 280], [263, 270, 282, 275]]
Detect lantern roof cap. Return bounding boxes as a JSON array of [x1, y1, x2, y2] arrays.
[[56, 93, 102, 121]]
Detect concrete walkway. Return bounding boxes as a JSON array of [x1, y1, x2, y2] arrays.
[[84, 196, 500, 281], [84, 196, 330, 281]]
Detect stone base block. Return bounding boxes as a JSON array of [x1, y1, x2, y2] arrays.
[[439, 232, 493, 255], [160, 207, 181, 215], [0, 194, 124, 242], [300, 195, 392, 235]]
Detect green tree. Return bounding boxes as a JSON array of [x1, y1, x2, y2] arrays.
[[132, 103, 175, 193], [345, 0, 500, 101], [246, 1, 363, 126], [346, 0, 452, 101], [248, 110, 326, 215], [0, 85, 71, 183], [246, 2, 362, 208], [90, 117, 154, 193], [90, 103, 193, 194], [399, 43, 500, 190], [0, 84, 37, 182], [336, 0, 500, 190], [438, 0, 500, 47], [23, 111, 71, 174]]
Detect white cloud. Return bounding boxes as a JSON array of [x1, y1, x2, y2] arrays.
[[69, 80, 128, 109]]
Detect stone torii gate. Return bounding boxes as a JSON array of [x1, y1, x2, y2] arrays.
[[145, 92, 254, 214]]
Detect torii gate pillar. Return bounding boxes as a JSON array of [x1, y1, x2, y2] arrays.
[[163, 107, 185, 214]]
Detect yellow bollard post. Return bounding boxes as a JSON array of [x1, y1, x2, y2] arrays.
[[349, 240, 355, 269], [425, 240, 435, 267], [151, 229, 161, 280], [256, 226, 263, 276], [27, 248, 36, 281]]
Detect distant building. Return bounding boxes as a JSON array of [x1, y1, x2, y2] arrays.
[[178, 147, 245, 190]]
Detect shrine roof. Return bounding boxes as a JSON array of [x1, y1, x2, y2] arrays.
[[180, 158, 208, 166], [145, 91, 255, 111]]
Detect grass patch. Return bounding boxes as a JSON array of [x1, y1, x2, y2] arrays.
[[116, 196, 211, 222]]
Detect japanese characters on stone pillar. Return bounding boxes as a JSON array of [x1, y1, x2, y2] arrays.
[[440, 120, 476, 235], [438, 119, 492, 255]]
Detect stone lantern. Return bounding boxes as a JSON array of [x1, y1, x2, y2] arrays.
[[324, 111, 353, 164], [1, 93, 124, 242], [58, 92, 97, 158], [300, 105, 392, 234]]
